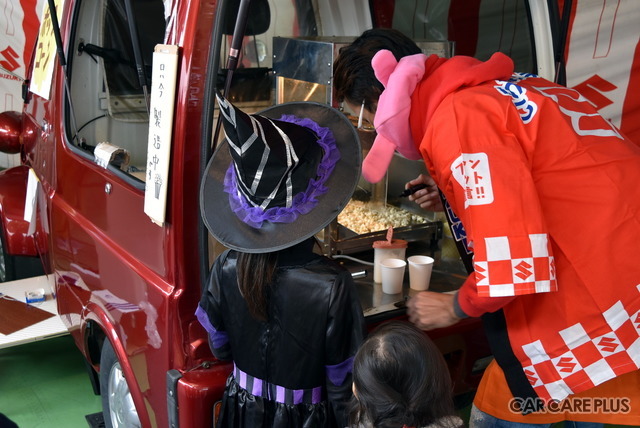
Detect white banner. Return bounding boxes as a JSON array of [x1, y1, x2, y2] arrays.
[[564, 0, 640, 143], [144, 44, 179, 226]]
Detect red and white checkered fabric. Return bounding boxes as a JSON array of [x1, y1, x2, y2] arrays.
[[519, 296, 640, 402], [473, 234, 557, 297]]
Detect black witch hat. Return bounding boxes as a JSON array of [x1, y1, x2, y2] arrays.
[[200, 94, 361, 253]]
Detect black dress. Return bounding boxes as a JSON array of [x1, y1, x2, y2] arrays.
[[196, 239, 367, 427]]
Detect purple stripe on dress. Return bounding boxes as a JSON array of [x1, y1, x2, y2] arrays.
[[233, 364, 323, 404], [239, 370, 247, 389], [195, 305, 229, 349], [253, 379, 262, 397], [276, 385, 285, 403], [326, 356, 354, 386], [312, 387, 322, 403]]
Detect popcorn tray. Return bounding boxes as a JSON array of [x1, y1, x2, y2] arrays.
[[320, 218, 443, 256]]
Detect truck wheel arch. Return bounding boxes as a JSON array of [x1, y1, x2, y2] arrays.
[[81, 307, 150, 427]]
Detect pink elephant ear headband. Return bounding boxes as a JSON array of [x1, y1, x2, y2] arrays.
[[362, 50, 427, 183]]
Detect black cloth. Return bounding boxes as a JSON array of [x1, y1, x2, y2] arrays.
[[199, 239, 366, 427], [0, 413, 18, 428]]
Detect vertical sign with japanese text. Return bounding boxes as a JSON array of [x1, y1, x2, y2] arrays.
[[144, 44, 179, 226], [29, 0, 61, 99]]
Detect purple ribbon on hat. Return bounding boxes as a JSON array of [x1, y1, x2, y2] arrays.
[[224, 115, 341, 229]]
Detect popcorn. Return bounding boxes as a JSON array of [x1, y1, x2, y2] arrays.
[[338, 200, 427, 234]]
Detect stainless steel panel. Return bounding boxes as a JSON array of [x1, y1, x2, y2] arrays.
[[273, 36, 454, 257]]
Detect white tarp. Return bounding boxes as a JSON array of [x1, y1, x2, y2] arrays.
[[564, 0, 640, 144]]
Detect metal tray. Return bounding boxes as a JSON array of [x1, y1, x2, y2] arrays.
[[320, 219, 443, 256]]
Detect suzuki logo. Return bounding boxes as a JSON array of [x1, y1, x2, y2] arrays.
[[555, 357, 577, 373], [0, 46, 20, 72], [598, 336, 619, 354], [514, 261, 533, 280], [572, 75, 616, 111], [524, 368, 538, 385]]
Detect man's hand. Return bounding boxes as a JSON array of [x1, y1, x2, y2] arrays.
[[407, 291, 460, 330], [406, 174, 443, 212]]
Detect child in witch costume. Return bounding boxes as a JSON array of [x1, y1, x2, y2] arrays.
[[196, 94, 366, 427]]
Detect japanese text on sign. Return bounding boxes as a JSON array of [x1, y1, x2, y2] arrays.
[[144, 44, 179, 226], [29, 0, 63, 99], [451, 152, 494, 208]]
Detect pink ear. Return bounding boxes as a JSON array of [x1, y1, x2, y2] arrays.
[[362, 134, 397, 183], [372, 50, 398, 88]]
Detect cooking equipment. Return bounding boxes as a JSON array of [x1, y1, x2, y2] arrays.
[[272, 36, 453, 256]]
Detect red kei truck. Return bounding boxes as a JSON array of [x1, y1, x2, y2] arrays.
[[4, 0, 635, 427]]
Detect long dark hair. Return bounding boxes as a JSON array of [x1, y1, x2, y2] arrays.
[[333, 28, 422, 111], [237, 251, 278, 321], [349, 321, 458, 428]]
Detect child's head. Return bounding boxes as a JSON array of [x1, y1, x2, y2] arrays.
[[350, 321, 456, 428]]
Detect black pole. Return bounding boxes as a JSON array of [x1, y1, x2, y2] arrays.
[[47, 0, 66, 67], [123, 0, 150, 113], [46, 0, 79, 139], [211, 0, 253, 153], [224, 0, 252, 93], [555, 0, 573, 86]]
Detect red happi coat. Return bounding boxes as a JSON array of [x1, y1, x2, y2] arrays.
[[409, 55, 640, 403]]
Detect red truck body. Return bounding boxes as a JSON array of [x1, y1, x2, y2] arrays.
[[7, 1, 634, 427]]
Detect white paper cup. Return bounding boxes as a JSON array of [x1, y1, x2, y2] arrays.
[[373, 247, 407, 283], [407, 255, 434, 291], [380, 258, 406, 294]]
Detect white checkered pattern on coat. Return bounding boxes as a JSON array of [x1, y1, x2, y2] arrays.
[[519, 297, 640, 402], [474, 233, 557, 297]]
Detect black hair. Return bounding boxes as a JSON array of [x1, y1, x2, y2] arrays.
[[237, 251, 278, 321], [349, 321, 459, 428], [333, 28, 422, 112]]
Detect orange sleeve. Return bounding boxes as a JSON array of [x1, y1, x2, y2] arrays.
[[425, 90, 558, 305]]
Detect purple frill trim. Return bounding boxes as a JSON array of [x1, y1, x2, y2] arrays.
[[223, 114, 341, 228]]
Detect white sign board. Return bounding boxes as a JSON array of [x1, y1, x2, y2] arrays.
[[29, 0, 62, 100], [144, 44, 179, 226], [23, 167, 39, 235]]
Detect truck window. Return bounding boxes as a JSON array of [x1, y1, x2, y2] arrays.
[[211, 0, 379, 114], [214, 0, 318, 109], [65, 0, 166, 186], [211, 0, 535, 116], [374, 0, 535, 73]]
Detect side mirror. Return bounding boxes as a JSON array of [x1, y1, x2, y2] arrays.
[[0, 111, 22, 154]]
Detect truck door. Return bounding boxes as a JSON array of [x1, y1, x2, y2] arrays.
[[24, 1, 171, 426]]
